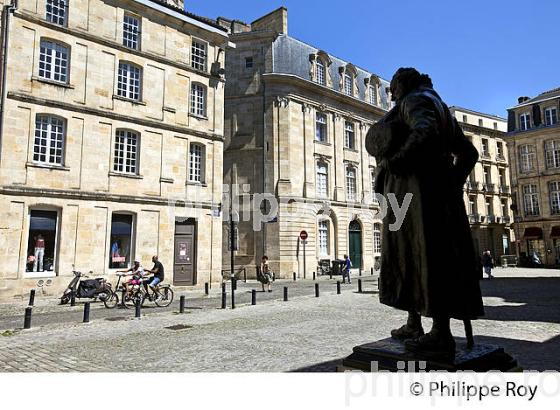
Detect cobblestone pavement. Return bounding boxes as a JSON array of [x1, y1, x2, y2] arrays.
[[0, 267, 558, 372]]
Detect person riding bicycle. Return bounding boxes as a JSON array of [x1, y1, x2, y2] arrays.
[[117, 259, 145, 296], [143, 255, 165, 299]]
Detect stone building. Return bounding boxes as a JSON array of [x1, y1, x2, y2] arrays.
[[450, 107, 513, 259], [506, 88, 560, 266], [0, 0, 230, 299], [217, 8, 389, 278]]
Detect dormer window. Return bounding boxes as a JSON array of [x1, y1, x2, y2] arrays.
[[310, 51, 331, 86], [343, 73, 353, 95], [339, 64, 357, 97], [545, 106, 558, 126], [519, 113, 531, 131], [316, 59, 326, 86]]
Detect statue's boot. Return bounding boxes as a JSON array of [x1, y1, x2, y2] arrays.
[[404, 331, 456, 361], [391, 311, 424, 340]]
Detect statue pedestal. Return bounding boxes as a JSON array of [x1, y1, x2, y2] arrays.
[[339, 338, 519, 372]]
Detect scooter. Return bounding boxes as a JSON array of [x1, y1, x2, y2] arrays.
[[60, 268, 118, 308]]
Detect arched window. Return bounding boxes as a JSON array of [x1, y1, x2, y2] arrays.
[[114, 129, 140, 174], [339, 64, 357, 97], [117, 61, 142, 101], [316, 58, 326, 86], [39, 39, 70, 83], [33, 114, 66, 165], [190, 83, 207, 117], [373, 223, 382, 253]]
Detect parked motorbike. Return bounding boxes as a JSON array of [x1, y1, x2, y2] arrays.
[[60, 268, 118, 308]]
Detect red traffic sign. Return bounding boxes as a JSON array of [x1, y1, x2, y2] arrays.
[[299, 230, 308, 241]]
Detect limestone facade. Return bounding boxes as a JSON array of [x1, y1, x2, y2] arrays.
[[450, 107, 513, 260], [218, 8, 389, 278], [506, 89, 560, 266], [0, 0, 228, 299]]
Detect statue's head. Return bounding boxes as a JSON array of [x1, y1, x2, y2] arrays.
[[389, 67, 433, 102]]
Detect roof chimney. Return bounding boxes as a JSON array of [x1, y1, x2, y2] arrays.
[[250, 7, 288, 34], [517, 96, 530, 104]]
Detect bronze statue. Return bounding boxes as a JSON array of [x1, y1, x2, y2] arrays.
[[366, 67, 484, 359]]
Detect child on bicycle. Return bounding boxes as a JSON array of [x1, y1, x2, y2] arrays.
[[117, 259, 145, 296]]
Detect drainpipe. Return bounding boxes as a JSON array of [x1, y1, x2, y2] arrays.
[[0, 1, 17, 167]]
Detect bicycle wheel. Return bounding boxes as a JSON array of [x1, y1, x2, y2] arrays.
[[123, 291, 136, 309], [103, 290, 119, 309], [154, 287, 174, 307]]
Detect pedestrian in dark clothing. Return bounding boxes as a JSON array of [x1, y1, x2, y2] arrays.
[[481, 250, 494, 279], [342, 254, 352, 284]]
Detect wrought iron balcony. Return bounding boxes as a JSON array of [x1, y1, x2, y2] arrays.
[[480, 151, 491, 160], [482, 183, 496, 193], [468, 213, 482, 224], [499, 185, 510, 194], [502, 216, 511, 224], [487, 214, 496, 223], [466, 181, 479, 191], [496, 154, 507, 162]]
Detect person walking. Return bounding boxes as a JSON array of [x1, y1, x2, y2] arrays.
[[258, 256, 273, 292], [342, 254, 352, 284], [481, 250, 494, 279]]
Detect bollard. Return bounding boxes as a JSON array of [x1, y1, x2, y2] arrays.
[[70, 292, 76, 307], [359, 270, 362, 277], [251, 289, 256, 305], [28, 289, 36, 306], [23, 307, 32, 329], [358, 279, 363, 293], [221, 283, 226, 309], [231, 285, 235, 309], [205, 283, 209, 295], [83, 302, 90, 323], [337, 281, 341, 294], [315, 283, 320, 298], [135, 301, 141, 318], [231, 277, 237, 291], [293, 272, 296, 281], [371, 267, 374, 276], [313, 271, 316, 281], [244, 269, 247, 283], [284, 286, 288, 301], [329, 272, 332, 280], [179, 295, 185, 313]]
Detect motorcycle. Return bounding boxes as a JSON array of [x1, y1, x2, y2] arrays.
[[60, 268, 118, 308]]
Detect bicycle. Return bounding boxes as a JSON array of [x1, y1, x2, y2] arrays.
[[121, 275, 174, 308]]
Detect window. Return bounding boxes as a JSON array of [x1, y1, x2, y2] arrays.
[[496, 142, 504, 158], [545, 107, 558, 126], [318, 220, 329, 255], [462, 115, 468, 123], [373, 223, 382, 253], [316, 58, 326, 86], [468, 196, 477, 215], [369, 85, 377, 105], [316, 162, 328, 198], [371, 168, 376, 195], [315, 112, 327, 142], [117, 62, 141, 101], [486, 197, 493, 215], [519, 113, 531, 131], [545, 140, 560, 169], [189, 143, 205, 183], [109, 214, 134, 269], [501, 200, 508, 217], [26, 210, 59, 275], [499, 168, 507, 186], [344, 121, 355, 149], [123, 14, 141, 50], [190, 83, 206, 117], [191, 40, 207, 71], [114, 130, 139, 174], [550, 182, 560, 215], [523, 184, 540, 216], [483, 166, 491, 184], [343, 73, 353, 95], [33, 115, 65, 165], [39, 40, 69, 83], [346, 166, 357, 201], [519, 145, 536, 172], [245, 57, 253, 68], [478, 118, 484, 127], [46, 0, 67, 26], [493, 122, 498, 130], [481, 139, 490, 157]]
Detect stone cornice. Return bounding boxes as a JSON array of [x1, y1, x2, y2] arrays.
[[14, 11, 226, 83], [7, 92, 225, 142], [262, 73, 387, 119], [0, 185, 217, 209]]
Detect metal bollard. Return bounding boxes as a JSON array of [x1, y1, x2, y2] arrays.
[[313, 271, 316, 281], [28, 289, 36, 306], [231, 277, 237, 291], [293, 272, 296, 281], [244, 269, 247, 283], [284, 286, 288, 301], [70, 293, 76, 307], [135, 301, 141, 318], [359, 270, 362, 277], [315, 283, 320, 297], [231, 285, 235, 309], [337, 281, 341, 294], [329, 272, 332, 280], [179, 295, 185, 313], [251, 289, 256, 305], [371, 267, 374, 276], [23, 307, 32, 329], [83, 302, 90, 323], [205, 283, 209, 295], [221, 283, 226, 309], [358, 279, 363, 293]]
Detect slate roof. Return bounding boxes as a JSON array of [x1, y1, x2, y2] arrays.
[[511, 87, 560, 109]]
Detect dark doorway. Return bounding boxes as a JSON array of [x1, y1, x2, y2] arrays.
[[348, 220, 362, 270], [174, 219, 196, 286]]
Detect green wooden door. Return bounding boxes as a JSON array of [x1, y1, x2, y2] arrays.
[[349, 221, 362, 270]]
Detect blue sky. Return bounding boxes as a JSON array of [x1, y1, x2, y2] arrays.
[[186, 0, 559, 118]]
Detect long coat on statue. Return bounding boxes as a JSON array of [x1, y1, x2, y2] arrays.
[[366, 86, 484, 320]]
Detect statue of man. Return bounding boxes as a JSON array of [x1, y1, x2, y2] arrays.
[[366, 67, 484, 358]]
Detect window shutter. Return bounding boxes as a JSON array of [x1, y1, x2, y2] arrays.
[[507, 111, 516, 132], [533, 104, 542, 127]]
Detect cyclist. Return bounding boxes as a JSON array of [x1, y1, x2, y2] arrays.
[[117, 259, 145, 296], [144, 255, 164, 299]]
